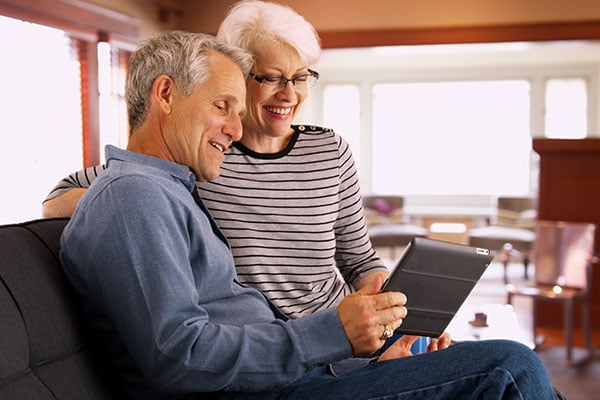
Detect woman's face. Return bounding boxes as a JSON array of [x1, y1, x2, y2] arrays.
[[243, 41, 310, 145]]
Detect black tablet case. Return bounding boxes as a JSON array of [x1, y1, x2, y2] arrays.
[[382, 237, 494, 338]]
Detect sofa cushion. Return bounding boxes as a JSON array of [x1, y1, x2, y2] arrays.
[[0, 218, 119, 399]]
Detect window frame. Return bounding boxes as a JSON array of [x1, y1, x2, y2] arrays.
[[306, 47, 599, 206]]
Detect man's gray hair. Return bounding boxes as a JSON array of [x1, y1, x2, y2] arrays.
[[126, 31, 253, 132]]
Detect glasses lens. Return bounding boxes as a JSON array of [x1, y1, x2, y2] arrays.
[[258, 76, 281, 91], [306, 74, 318, 88], [290, 74, 318, 91], [257, 73, 319, 92]]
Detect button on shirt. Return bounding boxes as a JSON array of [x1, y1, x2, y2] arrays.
[[59, 145, 351, 399]]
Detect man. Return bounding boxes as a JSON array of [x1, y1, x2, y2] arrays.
[[60, 31, 557, 399]]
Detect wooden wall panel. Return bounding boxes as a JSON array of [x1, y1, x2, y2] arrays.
[[533, 138, 600, 328]]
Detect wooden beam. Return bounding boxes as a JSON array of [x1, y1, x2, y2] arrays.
[[319, 20, 600, 48], [0, 0, 139, 43]]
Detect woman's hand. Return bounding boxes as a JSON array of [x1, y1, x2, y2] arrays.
[[427, 332, 452, 352], [377, 331, 452, 362], [377, 335, 419, 361], [354, 271, 389, 290]]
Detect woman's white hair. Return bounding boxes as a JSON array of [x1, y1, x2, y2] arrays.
[[217, 0, 321, 66]]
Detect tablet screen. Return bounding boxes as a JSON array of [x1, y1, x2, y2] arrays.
[[382, 237, 494, 337]]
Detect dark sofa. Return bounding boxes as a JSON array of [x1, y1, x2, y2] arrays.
[[0, 218, 120, 399]]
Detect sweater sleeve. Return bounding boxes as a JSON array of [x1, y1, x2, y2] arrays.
[[331, 133, 388, 285], [43, 164, 106, 202]]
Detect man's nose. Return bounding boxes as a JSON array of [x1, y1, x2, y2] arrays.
[[227, 115, 243, 142]]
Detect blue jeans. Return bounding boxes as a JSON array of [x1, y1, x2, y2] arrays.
[[233, 340, 554, 400]]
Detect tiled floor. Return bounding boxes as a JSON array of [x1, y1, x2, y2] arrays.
[[379, 250, 600, 399]]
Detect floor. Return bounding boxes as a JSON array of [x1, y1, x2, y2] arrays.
[[466, 261, 600, 400], [379, 250, 600, 400]]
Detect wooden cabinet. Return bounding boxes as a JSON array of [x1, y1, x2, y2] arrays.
[[533, 138, 600, 328]]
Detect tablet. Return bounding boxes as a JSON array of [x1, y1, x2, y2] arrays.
[[382, 237, 494, 338]]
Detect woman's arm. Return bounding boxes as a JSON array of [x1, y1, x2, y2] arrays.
[[41, 165, 106, 217], [42, 188, 88, 218]]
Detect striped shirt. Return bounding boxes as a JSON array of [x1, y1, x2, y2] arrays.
[[45, 125, 386, 318]]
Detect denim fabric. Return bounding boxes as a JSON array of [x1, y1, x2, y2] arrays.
[[234, 340, 554, 400]]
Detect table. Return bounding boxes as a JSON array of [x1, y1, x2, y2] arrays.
[[446, 303, 534, 349], [405, 205, 494, 244]]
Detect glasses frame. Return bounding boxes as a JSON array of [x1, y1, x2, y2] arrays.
[[249, 69, 320, 92]]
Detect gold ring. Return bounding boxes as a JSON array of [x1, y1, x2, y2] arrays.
[[380, 325, 393, 340]]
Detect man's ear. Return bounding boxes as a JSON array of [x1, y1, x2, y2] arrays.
[[153, 74, 174, 114]]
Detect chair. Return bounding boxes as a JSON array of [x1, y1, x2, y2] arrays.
[[506, 220, 597, 367], [468, 196, 537, 284], [362, 195, 428, 259]]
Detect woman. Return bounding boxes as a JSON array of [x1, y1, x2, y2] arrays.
[[43, 1, 388, 319]]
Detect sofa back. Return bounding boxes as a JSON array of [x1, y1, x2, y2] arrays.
[[0, 218, 119, 399]]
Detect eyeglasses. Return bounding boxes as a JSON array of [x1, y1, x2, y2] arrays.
[[249, 69, 319, 92]]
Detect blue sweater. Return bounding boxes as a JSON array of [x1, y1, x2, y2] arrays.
[[60, 145, 352, 399]]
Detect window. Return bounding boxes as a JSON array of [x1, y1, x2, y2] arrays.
[[310, 41, 599, 206], [544, 78, 587, 139], [371, 80, 531, 195], [322, 84, 361, 168], [0, 13, 131, 224], [98, 42, 129, 162], [0, 16, 83, 224]]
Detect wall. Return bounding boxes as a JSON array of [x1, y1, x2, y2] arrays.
[[181, 0, 600, 36], [85, 0, 184, 39], [78, 0, 600, 42]]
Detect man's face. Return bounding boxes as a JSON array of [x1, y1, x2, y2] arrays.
[[168, 51, 247, 182]]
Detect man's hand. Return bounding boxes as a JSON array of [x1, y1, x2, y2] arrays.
[[337, 275, 407, 357]]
